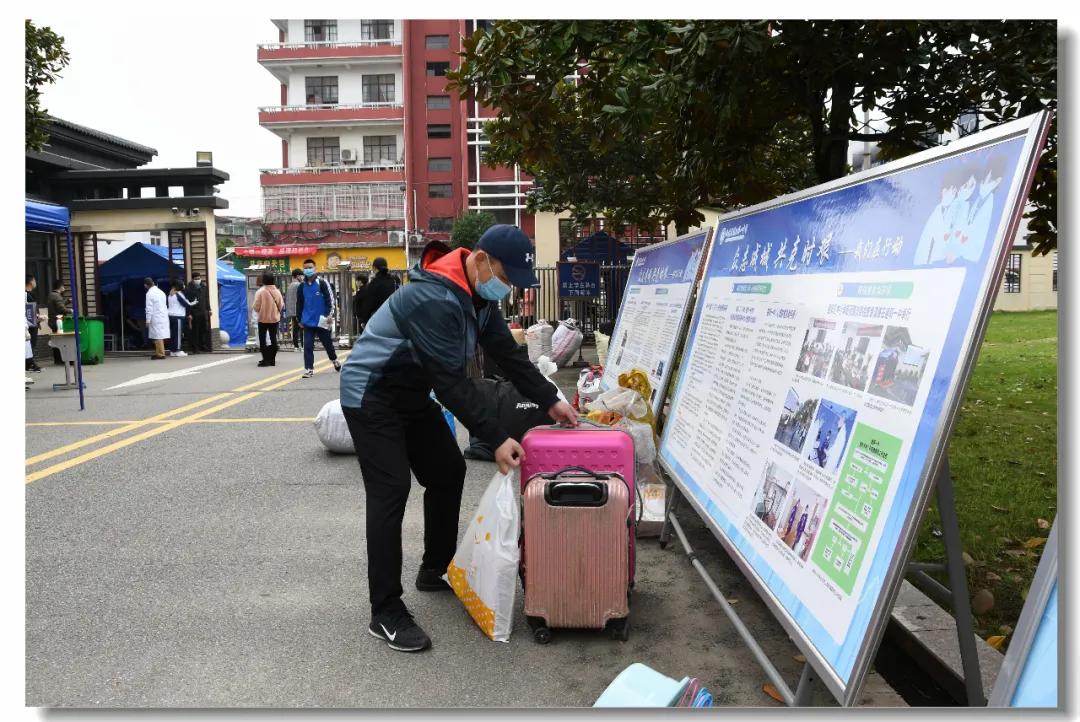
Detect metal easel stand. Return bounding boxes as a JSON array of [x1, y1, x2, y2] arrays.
[[659, 487, 822, 707], [904, 456, 986, 706]]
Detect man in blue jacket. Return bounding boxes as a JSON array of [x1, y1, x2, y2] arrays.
[[340, 224, 577, 653], [295, 258, 341, 378]]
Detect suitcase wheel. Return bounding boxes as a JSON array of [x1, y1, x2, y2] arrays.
[[606, 617, 630, 642], [527, 615, 552, 644]]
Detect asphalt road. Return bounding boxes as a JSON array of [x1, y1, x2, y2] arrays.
[[25, 348, 904, 708]]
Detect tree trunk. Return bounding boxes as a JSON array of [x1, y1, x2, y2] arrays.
[[813, 78, 856, 182]]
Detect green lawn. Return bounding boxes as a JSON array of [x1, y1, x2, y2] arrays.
[[913, 310, 1058, 645]]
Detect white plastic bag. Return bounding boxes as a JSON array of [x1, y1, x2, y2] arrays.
[[615, 418, 656, 465], [314, 399, 354, 454], [595, 331, 610, 367], [576, 366, 604, 408], [550, 319, 583, 367], [586, 386, 650, 420], [446, 470, 520, 642], [525, 321, 554, 363]]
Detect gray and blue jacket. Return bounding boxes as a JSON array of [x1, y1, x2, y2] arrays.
[[340, 242, 558, 448]]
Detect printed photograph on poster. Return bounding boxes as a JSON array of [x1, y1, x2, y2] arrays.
[[913, 154, 1009, 266], [795, 318, 839, 379], [868, 326, 932, 406], [752, 461, 794, 530], [804, 399, 858, 474], [774, 387, 820, 454], [774, 478, 827, 562], [828, 322, 884, 392]]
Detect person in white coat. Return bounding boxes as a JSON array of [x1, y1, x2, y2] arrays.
[[825, 415, 849, 473], [143, 278, 170, 360]]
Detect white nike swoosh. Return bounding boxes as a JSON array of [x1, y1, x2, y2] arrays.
[[381, 624, 397, 642]]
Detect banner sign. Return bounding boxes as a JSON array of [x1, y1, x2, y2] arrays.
[[234, 245, 317, 258], [600, 230, 711, 405], [557, 261, 601, 298], [657, 113, 1050, 703]]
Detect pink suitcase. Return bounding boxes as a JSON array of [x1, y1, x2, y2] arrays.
[[522, 466, 632, 642], [520, 423, 637, 584]]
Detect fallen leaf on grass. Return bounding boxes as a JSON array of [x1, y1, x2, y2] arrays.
[[762, 683, 785, 704], [972, 589, 995, 615], [962, 552, 975, 565], [986, 635, 1007, 651], [990, 505, 1010, 512], [1037, 518, 1050, 529], [999, 625, 1013, 636], [1023, 537, 1046, 549], [793, 655, 806, 664], [985, 572, 1002, 582], [726, 598, 740, 605], [1004, 549, 1027, 558]]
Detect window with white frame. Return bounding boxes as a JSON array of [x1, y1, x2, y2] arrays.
[[362, 74, 395, 104], [361, 20, 394, 40], [304, 20, 337, 42], [363, 136, 397, 164]]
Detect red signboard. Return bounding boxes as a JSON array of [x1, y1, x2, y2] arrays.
[[233, 245, 317, 258]]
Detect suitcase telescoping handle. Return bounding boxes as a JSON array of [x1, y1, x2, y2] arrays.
[[544, 480, 609, 507]]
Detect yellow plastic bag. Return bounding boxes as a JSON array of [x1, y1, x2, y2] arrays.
[[446, 471, 519, 642]]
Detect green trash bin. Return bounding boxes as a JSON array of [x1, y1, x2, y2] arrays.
[[61, 316, 106, 365]]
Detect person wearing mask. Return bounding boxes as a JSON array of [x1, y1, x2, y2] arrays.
[[185, 272, 213, 353], [295, 259, 340, 378], [166, 279, 197, 357], [47, 279, 73, 365], [285, 268, 304, 349], [252, 272, 285, 367], [351, 273, 369, 337], [358, 257, 396, 327], [25, 274, 42, 373], [143, 278, 170, 360], [339, 225, 577, 653]]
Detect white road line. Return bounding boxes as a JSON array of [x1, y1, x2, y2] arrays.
[[105, 355, 249, 390]]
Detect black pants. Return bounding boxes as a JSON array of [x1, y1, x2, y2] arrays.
[[26, 327, 38, 369], [47, 320, 63, 364], [289, 317, 302, 348], [342, 400, 467, 617], [258, 322, 279, 364], [191, 313, 212, 352]]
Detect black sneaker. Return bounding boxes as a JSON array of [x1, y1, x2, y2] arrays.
[[415, 568, 452, 592], [368, 609, 432, 652]]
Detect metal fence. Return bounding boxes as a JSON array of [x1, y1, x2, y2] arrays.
[[500, 264, 631, 340]]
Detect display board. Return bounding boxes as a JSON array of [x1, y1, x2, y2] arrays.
[[988, 520, 1058, 708], [657, 113, 1050, 704], [600, 229, 711, 405]]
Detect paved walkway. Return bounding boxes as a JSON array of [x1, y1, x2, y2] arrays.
[[25, 348, 903, 707]]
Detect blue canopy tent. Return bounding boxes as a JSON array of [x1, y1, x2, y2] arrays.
[[560, 231, 635, 264], [213, 260, 247, 348], [99, 243, 249, 349], [25, 200, 85, 410]]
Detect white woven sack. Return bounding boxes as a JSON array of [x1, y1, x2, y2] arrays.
[[314, 399, 355, 454]]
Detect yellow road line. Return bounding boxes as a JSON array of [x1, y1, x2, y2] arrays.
[[24, 361, 321, 467], [25, 357, 344, 485], [28, 417, 316, 427]]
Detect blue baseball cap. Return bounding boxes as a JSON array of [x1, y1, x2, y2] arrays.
[[475, 224, 539, 288]]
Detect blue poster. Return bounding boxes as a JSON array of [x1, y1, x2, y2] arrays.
[[601, 231, 709, 399], [557, 261, 601, 298], [658, 114, 1047, 700]]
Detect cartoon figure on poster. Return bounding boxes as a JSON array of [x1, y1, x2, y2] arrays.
[[805, 400, 857, 474], [914, 153, 1009, 266]]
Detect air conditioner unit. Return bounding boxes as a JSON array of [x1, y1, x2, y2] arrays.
[[388, 230, 406, 245], [341, 148, 358, 163]]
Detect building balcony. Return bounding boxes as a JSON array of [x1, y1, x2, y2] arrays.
[[260, 164, 405, 186], [257, 39, 402, 64], [259, 103, 404, 128], [262, 182, 405, 222]]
